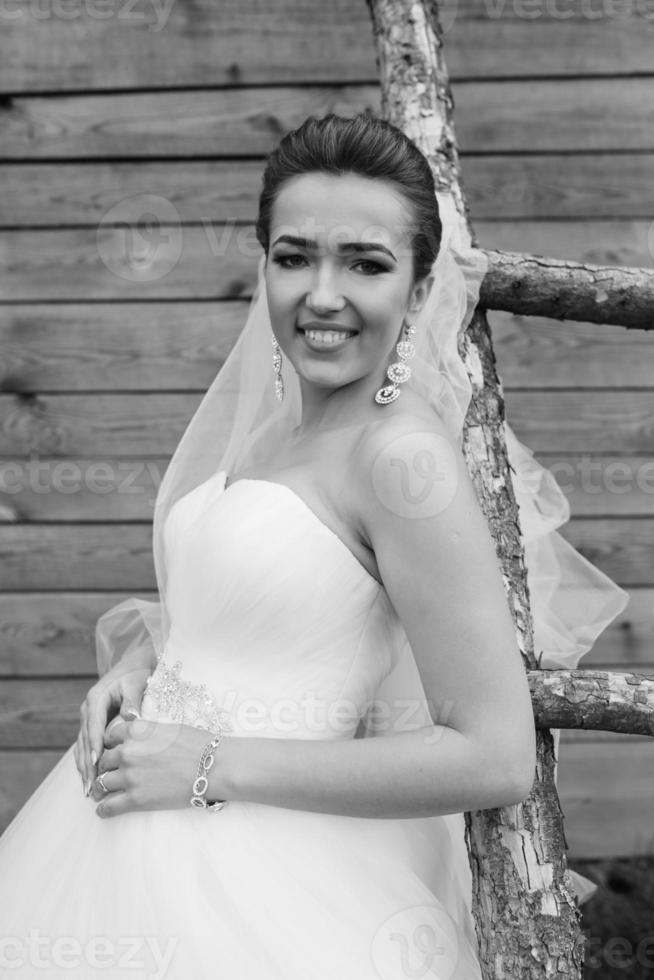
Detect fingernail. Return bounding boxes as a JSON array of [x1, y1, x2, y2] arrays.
[[91, 750, 97, 766], [85, 779, 92, 797]]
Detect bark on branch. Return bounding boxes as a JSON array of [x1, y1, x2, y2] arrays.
[[528, 669, 654, 736], [480, 249, 654, 330]]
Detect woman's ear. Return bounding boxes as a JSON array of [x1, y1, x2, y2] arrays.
[[409, 273, 435, 316]]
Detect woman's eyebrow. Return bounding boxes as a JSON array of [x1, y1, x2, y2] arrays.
[[271, 234, 396, 262]]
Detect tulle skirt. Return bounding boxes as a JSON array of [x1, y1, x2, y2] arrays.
[[0, 741, 482, 980]]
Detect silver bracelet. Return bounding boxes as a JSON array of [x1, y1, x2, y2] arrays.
[[190, 729, 227, 813]]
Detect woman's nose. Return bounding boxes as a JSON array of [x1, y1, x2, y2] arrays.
[[306, 269, 345, 313]]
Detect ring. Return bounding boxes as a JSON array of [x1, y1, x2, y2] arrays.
[[95, 772, 110, 794]]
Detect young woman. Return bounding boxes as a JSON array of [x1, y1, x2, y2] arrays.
[[0, 113, 625, 979]]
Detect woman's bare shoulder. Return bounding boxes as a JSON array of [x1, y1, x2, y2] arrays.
[[340, 390, 460, 545], [348, 388, 455, 467]]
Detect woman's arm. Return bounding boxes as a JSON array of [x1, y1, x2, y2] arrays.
[[214, 722, 532, 819], [211, 414, 537, 819]]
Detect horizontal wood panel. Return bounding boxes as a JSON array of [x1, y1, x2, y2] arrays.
[[2, 392, 652, 456], [533, 454, 654, 518], [2, 454, 653, 522], [0, 302, 245, 392], [1, 0, 652, 92], [0, 222, 651, 302], [0, 518, 651, 590], [0, 592, 156, 675], [2, 306, 652, 393], [2, 81, 654, 160], [0, 525, 156, 590], [490, 316, 654, 390], [580, 587, 654, 668], [0, 588, 650, 677], [558, 729, 653, 746], [0, 733, 650, 859], [0, 592, 154, 676], [456, 78, 654, 154], [3, 154, 653, 226], [473, 220, 653, 269], [0, 457, 164, 521], [0, 226, 257, 301], [0, 678, 91, 747], [0, 394, 204, 455], [0, 161, 260, 226], [502, 391, 654, 454], [560, 519, 654, 586], [468, 153, 654, 220], [556, 737, 654, 859]]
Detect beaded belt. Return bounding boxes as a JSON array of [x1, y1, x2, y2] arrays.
[[142, 656, 232, 734]]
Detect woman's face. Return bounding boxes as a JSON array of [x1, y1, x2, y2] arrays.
[[264, 172, 433, 400]]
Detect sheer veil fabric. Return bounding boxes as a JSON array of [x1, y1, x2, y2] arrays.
[[96, 190, 628, 905]]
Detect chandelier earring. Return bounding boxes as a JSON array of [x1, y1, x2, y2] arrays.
[[374, 316, 417, 405], [272, 334, 284, 402]]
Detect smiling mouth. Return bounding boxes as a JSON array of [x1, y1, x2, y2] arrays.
[[298, 327, 358, 349]]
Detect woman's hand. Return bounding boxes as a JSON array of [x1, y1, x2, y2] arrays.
[[90, 718, 233, 818], [74, 654, 153, 796]]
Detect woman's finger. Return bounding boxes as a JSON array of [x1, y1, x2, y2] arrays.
[[88, 682, 143, 772], [121, 703, 141, 721], [96, 789, 130, 819], [104, 717, 128, 749], [96, 746, 119, 775], [91, 763, 126, 802], [78, 700, 93, 790], [85, 687, 116, 781], [79, 688, 102, 796]]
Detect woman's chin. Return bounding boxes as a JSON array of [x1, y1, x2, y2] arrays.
[[293, 361, 354, 391]]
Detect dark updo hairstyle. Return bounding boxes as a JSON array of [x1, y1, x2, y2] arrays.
[[255, 112, 442, 284]]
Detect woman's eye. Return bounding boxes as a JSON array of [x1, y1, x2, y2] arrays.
[[272, 254, 307, 269], [354, 259, 385, 275]]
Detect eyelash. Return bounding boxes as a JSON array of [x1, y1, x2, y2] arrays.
[[271, 254, 386, 275]]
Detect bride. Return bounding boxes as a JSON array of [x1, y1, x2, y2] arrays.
[[0, 112, 627, 979]]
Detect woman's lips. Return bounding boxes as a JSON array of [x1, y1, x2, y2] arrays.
[[298, 327, 358, 352]]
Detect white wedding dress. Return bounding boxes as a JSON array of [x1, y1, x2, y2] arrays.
[[0, 469, 484, 979]]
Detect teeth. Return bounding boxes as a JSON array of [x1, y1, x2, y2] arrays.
[[304, 329, 355, 344]]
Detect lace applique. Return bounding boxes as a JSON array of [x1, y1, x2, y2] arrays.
[[143, 657, 232, 734]]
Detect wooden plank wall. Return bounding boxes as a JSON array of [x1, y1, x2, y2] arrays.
[[0, 0, 653, 859]]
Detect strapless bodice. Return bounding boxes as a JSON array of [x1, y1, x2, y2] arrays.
[[140, 470, 405, 741]]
